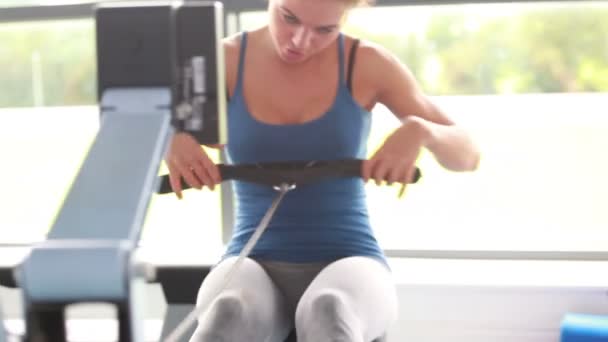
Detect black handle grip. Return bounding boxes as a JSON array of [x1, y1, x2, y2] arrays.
[[157, 159, 421, 195]]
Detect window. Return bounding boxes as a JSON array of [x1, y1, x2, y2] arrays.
[[1, 2, 606, 257], [240, 2, 608, 254], [0, 19, 95, 108], [0, 0, 86, 6], [0, 18, 223, 251]]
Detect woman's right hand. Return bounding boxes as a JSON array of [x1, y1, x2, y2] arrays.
[[165, 132, 221, 199]]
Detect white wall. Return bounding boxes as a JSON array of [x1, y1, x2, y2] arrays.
[[390, 284, 608, 342]]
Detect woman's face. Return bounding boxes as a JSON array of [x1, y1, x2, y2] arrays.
[[267, 0, 348, 64]]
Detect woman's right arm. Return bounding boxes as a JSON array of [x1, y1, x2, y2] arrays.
[[165, 35, 241, 198]]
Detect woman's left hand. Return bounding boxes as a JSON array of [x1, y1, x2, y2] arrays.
[[362, 116, 429, 186]]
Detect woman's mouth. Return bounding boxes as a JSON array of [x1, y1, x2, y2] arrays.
[[284, 48, 303, 61]]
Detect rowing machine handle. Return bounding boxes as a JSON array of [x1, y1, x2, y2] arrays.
[[156, 159, 421, 195]]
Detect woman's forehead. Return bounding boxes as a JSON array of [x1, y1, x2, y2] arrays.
[[273, 0, 348, 24]]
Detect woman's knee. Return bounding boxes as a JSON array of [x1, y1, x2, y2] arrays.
[[303, 290, 348, 320], [295, 289, 361, 341], [190, 293, 251, 341], [209, 294, 247, 324]]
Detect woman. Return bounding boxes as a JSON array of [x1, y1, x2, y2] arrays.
[[165, 0, 480, 341]]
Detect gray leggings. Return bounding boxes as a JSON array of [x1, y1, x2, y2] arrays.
[[189, 256, 398, 342]]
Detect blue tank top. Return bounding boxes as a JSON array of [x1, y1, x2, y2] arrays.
[[223, 32, 387, 267]]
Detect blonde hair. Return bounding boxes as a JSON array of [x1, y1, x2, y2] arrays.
[[343, 0, 374, 8], [267, 0, 374, 9]]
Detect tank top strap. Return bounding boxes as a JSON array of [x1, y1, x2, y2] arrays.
[[235, 31, 249, 92], [337, 33, 345, 85]]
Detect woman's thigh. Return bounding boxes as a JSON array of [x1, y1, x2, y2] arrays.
[[189, 256, 292, 342], [295, 256, 398, 342]]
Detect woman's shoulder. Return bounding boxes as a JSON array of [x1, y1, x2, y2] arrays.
[[222, 28, 266, 65], [341, 33, 397, 70], [222, 32, 243, 64], [221, 29, 264, 96]]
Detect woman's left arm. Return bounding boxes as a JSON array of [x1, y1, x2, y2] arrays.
[[362, 44, 480, 184]]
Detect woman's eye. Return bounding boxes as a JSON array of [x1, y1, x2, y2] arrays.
[[283, 15, 299, 24]]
